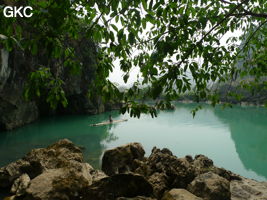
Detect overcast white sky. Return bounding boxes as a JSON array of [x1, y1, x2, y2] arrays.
[[108, 59, 140, 87], [100, 2, 244, 88], [108, 29, 243, 87]]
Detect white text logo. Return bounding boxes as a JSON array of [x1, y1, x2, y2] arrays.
[[3, 6, 33, 18]]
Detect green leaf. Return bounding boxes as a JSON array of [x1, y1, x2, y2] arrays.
[[142, 0, 147, 10], [123, 74, 129, 83], [111, 24, 118, 32], [129, 32, 135, 45], [31, 43, 38, 55]]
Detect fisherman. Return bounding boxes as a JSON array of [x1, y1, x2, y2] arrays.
[[109, 115, 113, 123]]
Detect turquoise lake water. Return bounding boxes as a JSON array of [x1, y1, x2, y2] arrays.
[[0, 103, 267, 181]]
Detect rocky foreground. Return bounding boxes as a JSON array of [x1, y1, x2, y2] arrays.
[[0, 139, 267, 200]]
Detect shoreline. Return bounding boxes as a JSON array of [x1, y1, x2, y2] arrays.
[[176, 100, 266, 107], [1, 139, 266, 200]]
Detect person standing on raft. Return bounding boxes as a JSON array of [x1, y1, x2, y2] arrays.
[[109, 115, 113, 123]]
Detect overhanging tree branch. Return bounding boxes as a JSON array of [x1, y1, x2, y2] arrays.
[[231, 11, 267, 19], [236, 20, 267, 58], [219, 0, 232, 4], [87, 0, 114, 33], [173, 0, 249, 68]]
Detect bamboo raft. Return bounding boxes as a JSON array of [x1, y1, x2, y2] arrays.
[[90, 119, 128, 127]]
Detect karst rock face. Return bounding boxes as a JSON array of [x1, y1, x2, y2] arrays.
[[101, 142, 146, 176], [0, 139, 88, 188], [187, 172, 231, 200], [0, 139, 102, 200], [1, 140, 267, 200], [0, 33, 111, 131]]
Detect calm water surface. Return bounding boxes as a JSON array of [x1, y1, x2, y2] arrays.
[[0, 103, 267, 181]]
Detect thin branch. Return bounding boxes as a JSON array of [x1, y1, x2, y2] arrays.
[[105, 6, 129, 25], [87, 0, 114, 33], [219, 0, 232, 4], [137, 30, 170, 45], [236, 20, 267, 56], [231, 11, 267, 19], [174, 0, 249, 68], [225, 19, 267, 97], [243, 9, 267, 18]]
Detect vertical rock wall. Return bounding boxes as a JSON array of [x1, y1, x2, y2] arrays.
[[0, 48, 10, 91], [0, 37, 105, 131], [0, 41, 39, 131]]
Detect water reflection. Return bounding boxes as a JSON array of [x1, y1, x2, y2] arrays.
[[0, 111, 120, 168], [214, 106, 267, 179], [102, 103, 267, 181], [0, 104, 266, 182]]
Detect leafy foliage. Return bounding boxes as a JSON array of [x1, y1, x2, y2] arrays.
[[24, 67, 67, 110], [1, 0, 267, 116]]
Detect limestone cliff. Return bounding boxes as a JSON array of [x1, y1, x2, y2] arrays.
[[0, 36, 106, 131]]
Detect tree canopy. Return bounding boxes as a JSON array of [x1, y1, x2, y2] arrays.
[[1, 0, 267, 117]]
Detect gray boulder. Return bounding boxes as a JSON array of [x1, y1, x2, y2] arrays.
[[102, 143, 145, 176], [24, 138, 84, 167], [0, 159, 33, 188], [231, 177, 267, 200], [132, 147, 196, 198], [117, 197, 156, 200], [10, 174, 30, 195], [82, 173, 153, 200], [161, 189, 203, 200], [147, 172, 168, 198], [0, 139, 85, 190], [187, 172, 230, 200], [193, 155, 241, 181], [24, 167, 91, 200], [2, 140, 267, 200], [138, 147, 195, 188], [193, 155, 213, 175]]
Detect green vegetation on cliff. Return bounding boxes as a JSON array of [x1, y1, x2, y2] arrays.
[[0, 0, 266, 124]]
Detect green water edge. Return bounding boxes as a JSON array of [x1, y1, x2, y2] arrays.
[[0, 102, 266, 182]]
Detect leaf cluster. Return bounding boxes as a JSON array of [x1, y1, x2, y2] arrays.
[[1, 0, 267, 115]]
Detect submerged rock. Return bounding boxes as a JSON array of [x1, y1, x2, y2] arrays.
[[102, 143, 145, 176]]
